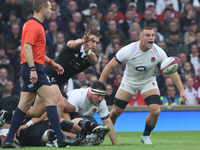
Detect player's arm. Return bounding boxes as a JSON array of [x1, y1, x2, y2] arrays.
[[99, 58, 121, 83], [63, 98, 79, 113], [24, 43, 35, 68], [67, 39, 83, 49], [45, 55, 64, 74], [102, 118, 118, 145], [169, 72, 189, 104]]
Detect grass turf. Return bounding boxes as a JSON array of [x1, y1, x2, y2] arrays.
[[2, 131, 199, 150]]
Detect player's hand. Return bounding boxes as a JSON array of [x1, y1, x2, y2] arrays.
[[30, 71, 38, 84], [17, 124, 28, 137], [180, 91, 189, 104], [82, 30, 94, 44], [50, 61, 64, 74]]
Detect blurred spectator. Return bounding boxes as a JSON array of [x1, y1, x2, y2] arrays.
[[160, 76, 178, 96], [155, 0, 179, 16], [59, 0, 71, 18], [105, 84, 115, 105], [89, 75, 98, 86], [103, 2, 124, 24], [64, 21, 84, 42], [0, 80, 15, 99], [177, 52, 188, 74], [85, 3, 102, 29], [150, 23, 164, 44], [73, 72, 89, 89], [161, 85, 182, 105], [5, 23, 21, 47], [184, 20, 198, 45], [129, 22, 141, 34], [113, 74, 122, 90], [180, 1, 194, 18], [45, 21, 58, 59], [121, 9, 135, 38], [139, 10, 161, 32], [0, 54, 14, 80], [184, 77, 198, 105], [2, 0, 21, 22], [164, 20, 183, 43], [87, 19, 100, 31], [104, 20, 126, 45], [56, 32, 65, 45], [157, 41, 166, 50], [61, 1, 79, 27], [84, 68, 94, 82], [193, 66, 200, 90], [165, 30, 189, 56], [0, 67, 9, 92], [189, 30, 200, 49], [108, 43, 121, 61], [179, 61, 195, 86], [180, 8, 197, 33], [122, 30, 139, 46], [0, 47, 6, 57], [55, 43, 64, 57], [105, 34, 121, 56], [189, 44, 199, 75], [43, 10, 64, 32], [161, 8, 177, 34], [72, 12, 85, 33], [20, 0, 33, 23], [128, 90, 146, 106], [94, 55, 109, 77], [51, 1, 61, 17], [95, 43, 104, 62]]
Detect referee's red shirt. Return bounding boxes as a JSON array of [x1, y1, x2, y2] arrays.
[[21, 18, 46, 66]]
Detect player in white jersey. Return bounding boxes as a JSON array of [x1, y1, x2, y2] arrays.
[[99, 26, 189, 144], [66, 81, 118, 145]]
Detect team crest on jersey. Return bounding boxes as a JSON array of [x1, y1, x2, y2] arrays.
[[151, 57, 155, 62], [93, 108, 97, 112], [152, 82, 155, 86]]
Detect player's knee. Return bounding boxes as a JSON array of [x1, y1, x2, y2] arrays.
[[145, 95, 161, 106]]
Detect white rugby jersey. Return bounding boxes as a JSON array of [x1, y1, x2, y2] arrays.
[[115, 41, 167, 85], [67, 88, 109, 118]]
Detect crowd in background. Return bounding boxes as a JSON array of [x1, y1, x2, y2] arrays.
[[0, 0, 200, 106]]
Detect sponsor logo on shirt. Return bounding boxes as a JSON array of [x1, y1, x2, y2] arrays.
[[28, 84, 34, 88]]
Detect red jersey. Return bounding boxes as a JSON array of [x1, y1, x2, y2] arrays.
[[21, 18, 46, 65]]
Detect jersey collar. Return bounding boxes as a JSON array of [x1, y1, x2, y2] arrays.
[[28, 17, 42, 24]]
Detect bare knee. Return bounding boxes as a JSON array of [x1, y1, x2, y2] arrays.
[[149, 105, 160, 118], [110, 107, 123, 119]]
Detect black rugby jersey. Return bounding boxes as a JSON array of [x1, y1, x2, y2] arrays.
[[45, 45, 98, 87]]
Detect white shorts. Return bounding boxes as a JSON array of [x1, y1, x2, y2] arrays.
[[119, 78, 159, 95]]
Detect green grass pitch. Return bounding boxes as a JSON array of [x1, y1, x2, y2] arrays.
[[1, 131, 199, 150]]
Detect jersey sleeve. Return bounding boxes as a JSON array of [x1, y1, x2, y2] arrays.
[[154, 44, 168, 64], [67, 90, 82, 106], [24, 24, 39, 45], [98, 100, 110, 119], [115, 45, 131, 64]]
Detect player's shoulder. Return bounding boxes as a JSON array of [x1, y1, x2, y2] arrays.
[[152, 43, 166, 54]]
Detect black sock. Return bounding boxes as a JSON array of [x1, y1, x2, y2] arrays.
[[143, 123, 155, 136], [60, 120, 74, 132], [48, 129, 56, 142], [76, 129, 86, 138], [78, 120, 98, 132]]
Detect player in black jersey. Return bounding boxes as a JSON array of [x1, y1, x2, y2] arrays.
[[0, 30, 102, 126]]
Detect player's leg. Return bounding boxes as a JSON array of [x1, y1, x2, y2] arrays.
[[110, 88, 133, 124], [37, 85, 81, 147], [141, 86, 161, 144], [51, 84, 65, 118], [25, 95, 46, 118], [3, 92, 36, 148]]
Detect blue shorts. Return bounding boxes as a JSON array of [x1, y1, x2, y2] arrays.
[[21, 63, 51, 92]]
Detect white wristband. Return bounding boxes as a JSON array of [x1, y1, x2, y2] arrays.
[[26, 120, 33, 127], [75, 106, 79, 112], [86, 49, 91, 56]]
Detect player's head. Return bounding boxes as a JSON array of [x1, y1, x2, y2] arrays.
[[88, 30, 102, 51], [139, 26, 155, 51], [88, 81, 106, 106], [32, 0, 52, 20]]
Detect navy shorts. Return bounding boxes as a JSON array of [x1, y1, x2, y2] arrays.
[[21, 63, 51, 92]]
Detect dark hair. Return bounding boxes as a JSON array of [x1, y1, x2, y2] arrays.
[[90, 30, 102, 38], [32, 0, 48, 13], [91, 81, 106, 91]]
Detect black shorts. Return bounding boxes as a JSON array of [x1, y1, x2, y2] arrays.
[[21, 63, 51, 92], [70, 112, 97, 123]]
